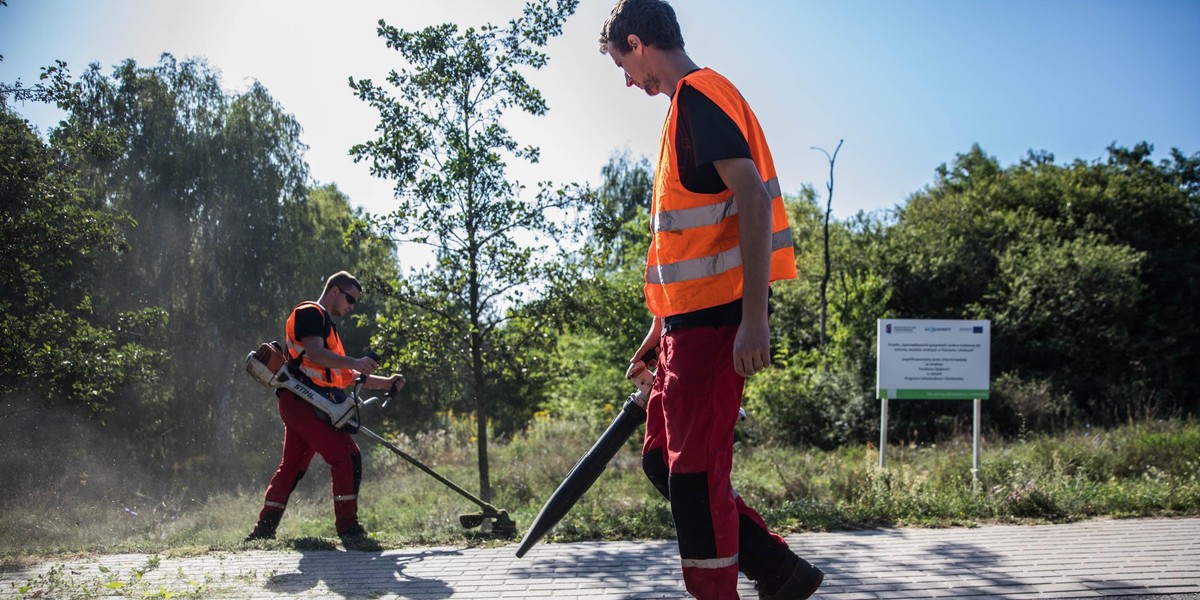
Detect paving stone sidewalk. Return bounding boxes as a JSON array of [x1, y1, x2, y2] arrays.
[[3, 517, 1198, 599]]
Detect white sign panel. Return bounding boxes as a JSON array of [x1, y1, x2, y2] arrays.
[[876, 319, 991, 400]]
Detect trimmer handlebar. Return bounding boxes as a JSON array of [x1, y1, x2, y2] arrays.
[[383, 379, 400, 409], [351, 350, 404, 410], [355, 350, 382, 385]]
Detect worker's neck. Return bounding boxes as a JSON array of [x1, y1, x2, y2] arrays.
[[660, 50, 701, 99]]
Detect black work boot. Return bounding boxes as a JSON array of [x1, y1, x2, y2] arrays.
[[244, 509, 282, 541], [337, 522, 381, 551], [758, 556, 823, 600]]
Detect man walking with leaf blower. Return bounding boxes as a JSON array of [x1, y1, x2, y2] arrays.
[[600, 1, 823, 598], [246, 271, 404, 545]]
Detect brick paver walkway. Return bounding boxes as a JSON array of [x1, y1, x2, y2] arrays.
[[3, 517, 1198, 599]]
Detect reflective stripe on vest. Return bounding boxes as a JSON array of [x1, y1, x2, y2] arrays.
[[285, 301, 353, 388], [647, 228, 793, 285], [645, 68, 797, 317], [652, 178, 782, 232]]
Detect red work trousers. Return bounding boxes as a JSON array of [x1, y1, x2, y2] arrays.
[[643, 324, 791, 600], [260, 389, 362, 533]]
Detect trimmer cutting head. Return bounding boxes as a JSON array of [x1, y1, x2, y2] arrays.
[[459, 510, 518, 538]]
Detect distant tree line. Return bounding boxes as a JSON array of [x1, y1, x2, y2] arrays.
[[2, 48, 1196, 511], [1, 56, 399, 506], [545, 143, 1200, 450]]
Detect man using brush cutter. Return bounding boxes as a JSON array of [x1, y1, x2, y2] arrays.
[[245, 271, 405, 545], [598, 1, 823, 598]]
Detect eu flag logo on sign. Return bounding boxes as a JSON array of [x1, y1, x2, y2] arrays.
[[973, 326, 983, 333]]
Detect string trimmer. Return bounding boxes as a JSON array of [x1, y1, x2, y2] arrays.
[[245, 342, 518, 538]]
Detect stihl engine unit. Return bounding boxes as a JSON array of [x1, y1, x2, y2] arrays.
[[244, 341, 364, 431], [243, 341, 518, 537]]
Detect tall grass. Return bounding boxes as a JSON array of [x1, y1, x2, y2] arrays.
[[2, 415, 1198, 561]]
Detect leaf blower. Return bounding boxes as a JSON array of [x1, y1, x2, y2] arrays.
[[514, 364, 655, 558], [515, 358, 747, 558], [244, 342, 518, 538]]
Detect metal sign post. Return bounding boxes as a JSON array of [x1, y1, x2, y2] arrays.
[[879, 396, 888, 468], [973, 398, 982, 484]]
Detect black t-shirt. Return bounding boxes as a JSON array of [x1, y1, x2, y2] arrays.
[[674, 80, 752, 194], [286, 304, 343, 395], [663, 75, 755, 330], [292, 304, 331, 342]]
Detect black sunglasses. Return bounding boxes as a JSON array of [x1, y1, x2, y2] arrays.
[[338, 287, 357, 305]]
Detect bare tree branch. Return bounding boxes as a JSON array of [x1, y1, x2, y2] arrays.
[[812, 139, 843, 355]]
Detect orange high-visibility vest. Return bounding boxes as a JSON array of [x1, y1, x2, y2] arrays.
[[285, 301, 353, 388], [645, 68, 797, 317]]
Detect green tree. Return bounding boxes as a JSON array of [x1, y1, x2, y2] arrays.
[[982, 235, 1144, 415], [741, 190, 884, 448], [884, 143, 1199, 432], [53, 56, 309, 469], [351, 0, 584, 501], [52, 55, 396, 480], [1059, 144, 1200, 414], [0, 97, 165, 411], [540, 151, 655, 422], [0, 59, 72, 105], [588, 150, 654, 274], [0, 96, 167, 501]]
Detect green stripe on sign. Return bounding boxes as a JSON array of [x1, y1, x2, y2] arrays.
[[891, 389, 989, 400]]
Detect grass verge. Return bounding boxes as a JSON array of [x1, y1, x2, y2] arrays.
[[2, 416, 1197, 563]]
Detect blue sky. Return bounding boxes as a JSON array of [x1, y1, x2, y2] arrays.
[[3, 0, 1198, 222]]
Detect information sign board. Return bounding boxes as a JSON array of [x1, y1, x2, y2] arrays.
[[876, 319, 991, 400]]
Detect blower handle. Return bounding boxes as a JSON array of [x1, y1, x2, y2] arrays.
[[638, 347, 658, 369]]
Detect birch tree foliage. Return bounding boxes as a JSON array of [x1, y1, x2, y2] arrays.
[[350, 0, 585, 501]]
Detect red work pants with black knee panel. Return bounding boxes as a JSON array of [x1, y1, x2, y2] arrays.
[[261, 390, 362, 533], [642, 324, 794, 600]]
